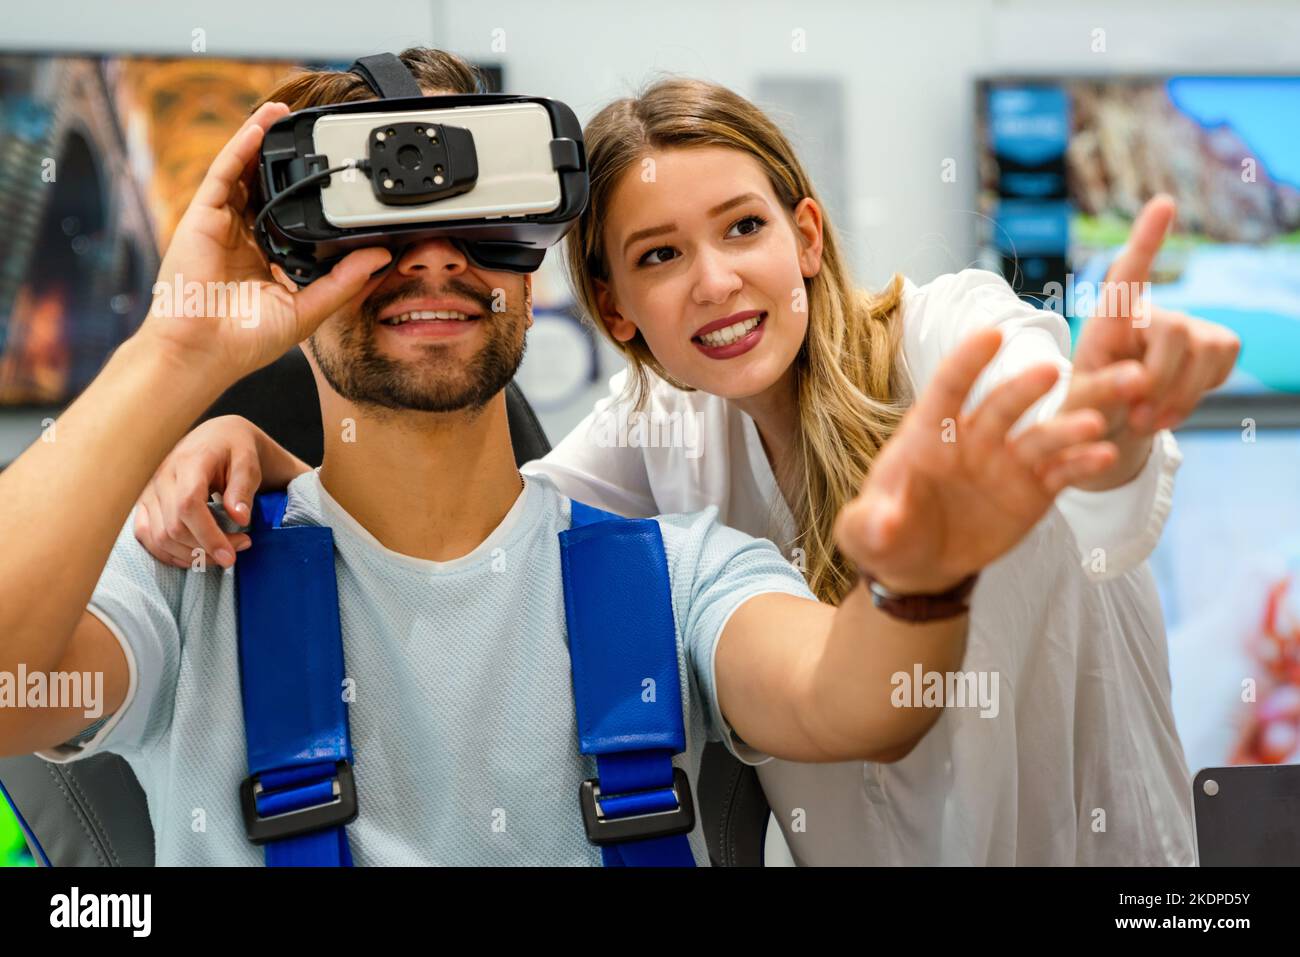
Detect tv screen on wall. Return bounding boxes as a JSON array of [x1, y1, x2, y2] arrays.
[[976, 75, 1300, 400], [0, 51, 502, 409]]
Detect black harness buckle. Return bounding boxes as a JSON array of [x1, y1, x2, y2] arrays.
[[579, 766, 695, 846], [240, 759, 359, 845]]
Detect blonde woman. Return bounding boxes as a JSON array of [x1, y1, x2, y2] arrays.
[[132, 74, 1239, 865]]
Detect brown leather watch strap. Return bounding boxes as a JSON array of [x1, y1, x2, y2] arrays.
[[857, 568, 979, 622]]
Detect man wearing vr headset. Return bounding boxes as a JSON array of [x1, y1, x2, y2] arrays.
[[0, 50, 1124, 865]]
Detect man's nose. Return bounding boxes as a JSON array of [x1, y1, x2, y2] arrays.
[[394, 237, 470, 278]]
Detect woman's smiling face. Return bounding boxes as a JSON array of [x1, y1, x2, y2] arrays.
[[596, 146, 824, 400]]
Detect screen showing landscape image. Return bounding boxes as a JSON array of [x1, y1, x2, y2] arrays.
[[978, 76, 1300, 397]]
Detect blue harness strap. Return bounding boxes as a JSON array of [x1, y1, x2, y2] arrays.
[[231, 492, 694, 867], [234, 491, 357, 866], [559, 499, 697, 867]]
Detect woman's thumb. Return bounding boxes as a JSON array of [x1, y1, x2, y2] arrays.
[[837, 493, 899, 568]]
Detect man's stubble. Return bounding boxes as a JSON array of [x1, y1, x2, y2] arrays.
[[307, 275, 529, 415]]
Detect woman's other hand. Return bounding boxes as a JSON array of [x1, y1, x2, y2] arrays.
[[133, 416, 311, 569], [1063, 195, 1240, 491]]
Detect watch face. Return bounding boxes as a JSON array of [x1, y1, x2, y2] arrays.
[[515, 308, 596, 410]]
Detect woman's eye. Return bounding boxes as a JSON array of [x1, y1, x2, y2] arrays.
[[727, 214, 768, 238], [637, 245, 678, 267], [635, 216, 766, 267]]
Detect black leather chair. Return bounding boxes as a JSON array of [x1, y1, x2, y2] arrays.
[[0, 349, 772, 866]]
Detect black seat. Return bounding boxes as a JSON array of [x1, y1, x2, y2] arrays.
[[0, 348, 771, 865]]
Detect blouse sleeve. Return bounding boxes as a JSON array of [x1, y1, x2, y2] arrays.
[[899, 268, 1181, 580]]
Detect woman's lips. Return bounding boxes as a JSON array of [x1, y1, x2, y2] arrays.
[[692, 312, 766, 359]]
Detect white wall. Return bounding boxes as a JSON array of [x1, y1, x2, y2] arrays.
[[2, 0, 1297, 454], [0, 0, 438, 59]]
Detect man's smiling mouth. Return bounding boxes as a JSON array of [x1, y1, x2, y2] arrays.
[[380, 309, 480, 326]]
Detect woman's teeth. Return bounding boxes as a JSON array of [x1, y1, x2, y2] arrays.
[[383, 310, 475, 325], [696, 314, 763, 347]]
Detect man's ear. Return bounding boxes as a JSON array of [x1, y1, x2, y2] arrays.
[[524, 273, 533, 328], [594, 277, 638, 343], [792, 197, 825, 279]]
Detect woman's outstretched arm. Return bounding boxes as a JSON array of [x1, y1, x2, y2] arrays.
[[714, 326, 1121, 763], [899, 199, 1237, 580]]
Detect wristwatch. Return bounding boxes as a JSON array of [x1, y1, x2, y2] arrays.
[[857, 568, 979, 622]]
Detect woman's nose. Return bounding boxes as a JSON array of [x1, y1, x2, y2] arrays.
[[690, 247, 743, 306]]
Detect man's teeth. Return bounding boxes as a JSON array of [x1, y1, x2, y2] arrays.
[[697, 315, 762, 347], [384, 309, 476, 324]]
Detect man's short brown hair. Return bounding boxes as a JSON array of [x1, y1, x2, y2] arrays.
[[254, 47, 487, 113]]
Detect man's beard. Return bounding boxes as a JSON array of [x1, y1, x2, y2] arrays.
[[308, 277, 526, 414]]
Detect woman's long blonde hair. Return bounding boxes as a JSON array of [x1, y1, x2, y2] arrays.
[[565, 76, 913, 605]]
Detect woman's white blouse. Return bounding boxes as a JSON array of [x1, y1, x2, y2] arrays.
[[522, 268, 1195, 866]]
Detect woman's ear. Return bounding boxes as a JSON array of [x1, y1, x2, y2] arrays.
[[792, 197, 825, 279], [594, 277, 638, 343]]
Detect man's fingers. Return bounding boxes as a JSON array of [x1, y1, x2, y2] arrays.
[[913, 326, 1003, 430], [191, 102, 290, 212], [966, 362, 1060, 448], [268, 262, 297, 292], [231, 149, 263, 218], [291, 247, 394, 338], [1010, 408, 1107, 471], [1103, 194, 1176, 288]]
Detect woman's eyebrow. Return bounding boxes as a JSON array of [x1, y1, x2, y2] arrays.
[[623, 223, 675, 255], [621, 192, 765, 255], [707, 192, 762, 217]]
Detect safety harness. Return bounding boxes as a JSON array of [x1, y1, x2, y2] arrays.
[[234, 492, 697, 866]]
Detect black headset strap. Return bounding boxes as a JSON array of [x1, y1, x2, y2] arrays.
[[348, 53, 423, 99]]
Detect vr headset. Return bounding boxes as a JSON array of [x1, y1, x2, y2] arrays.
[[252, 53, 589, 285]]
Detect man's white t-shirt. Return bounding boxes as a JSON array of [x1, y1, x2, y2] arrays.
[[38, 472, 818, 865], [522, 268, 1196, 865]]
